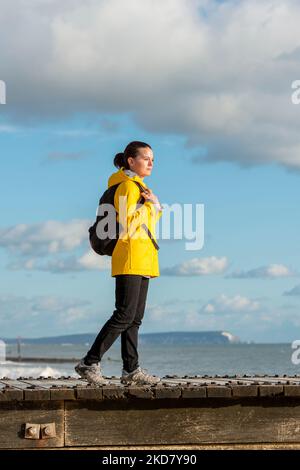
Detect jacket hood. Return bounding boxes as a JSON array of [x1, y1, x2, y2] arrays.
[[108, 167, 147, 188]]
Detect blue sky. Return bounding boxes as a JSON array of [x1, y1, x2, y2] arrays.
[[1, 0, 300, 342]]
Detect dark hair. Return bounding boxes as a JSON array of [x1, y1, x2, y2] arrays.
[[113, 141, 152, 169]]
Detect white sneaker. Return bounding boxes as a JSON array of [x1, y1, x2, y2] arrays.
[[121, 366, 160, 385], [75, 359, 109, 385]]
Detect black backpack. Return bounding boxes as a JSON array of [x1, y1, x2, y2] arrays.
[[88, 181, 159, 256]]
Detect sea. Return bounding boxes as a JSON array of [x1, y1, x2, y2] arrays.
[[1, 341, 300, 379]]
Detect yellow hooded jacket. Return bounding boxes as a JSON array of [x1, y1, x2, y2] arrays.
[[108, 167, 162, 278]]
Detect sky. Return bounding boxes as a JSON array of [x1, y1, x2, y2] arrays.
[[1, 0, 300, 342]]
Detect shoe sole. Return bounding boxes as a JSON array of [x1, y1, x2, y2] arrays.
[[79, 376, 109, 385], [120, 378, 160, 385]]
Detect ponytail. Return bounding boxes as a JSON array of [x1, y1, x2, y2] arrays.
[[113, 152, 125, 169], [113, 141, 152, 170]]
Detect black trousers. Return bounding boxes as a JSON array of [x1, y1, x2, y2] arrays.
[[85, 274, 150, 373]]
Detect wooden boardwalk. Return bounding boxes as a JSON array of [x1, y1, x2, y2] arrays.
[[1, 374, 300, 401], [1, 375, 300, 449]]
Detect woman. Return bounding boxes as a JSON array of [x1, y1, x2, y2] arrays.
[[75, 141, 163, 385]]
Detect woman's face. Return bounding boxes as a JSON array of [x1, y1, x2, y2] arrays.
[[128, 147, 154, 178]]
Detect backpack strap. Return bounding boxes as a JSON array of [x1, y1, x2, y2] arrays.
[[113, 180, 145, 203], [115, 180, 159, 250], [114, 179, 159, 251], [132, 181, 159, 251], [132, 180, 146, 204]]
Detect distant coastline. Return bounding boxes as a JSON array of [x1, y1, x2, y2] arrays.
[[1, 330, 241, 345]]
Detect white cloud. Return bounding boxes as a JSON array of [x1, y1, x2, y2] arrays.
[[0, 293, 93, 336], [142, 296, 270, 341], [0, 219, 112, 273], [1, 293, 299, 342], [7, 250, 110, 273], [0, 219, 90, 256], [202, 294, 260, 314], [228, 263, 297, 279], [162, 256, 228, 276], [77, 250, 110, 271], [1, 0, 300, 169], [130, 297, 300, 341]]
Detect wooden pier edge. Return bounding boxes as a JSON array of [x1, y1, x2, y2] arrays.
[[10, 444, 300, 450], [1, 376, 300, 449]]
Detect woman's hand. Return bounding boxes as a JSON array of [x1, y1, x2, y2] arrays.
[[140, 188, 159, 205], [141, 188, 163, 212]]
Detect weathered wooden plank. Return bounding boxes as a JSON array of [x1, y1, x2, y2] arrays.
[[232, 377, 300, 385], [102, 385, 127, 400], [231, 385, 258, 397], [0, 380, 33, 390], [0, 401, 64, 449], [65, 399, 300, 446], [206, 386, 232, 398], [181, 386, 207, 398], [50, 388, 76, 400], [260, 376, 300, 383], [76, 386, 103, 400], [0, 380, 50, 400], [0, 388, 23, 401], [0, 378, 299, 403], [127, 386, 154, 399], [49, 378, 86, 387], [155, 385, 181, 399], [259, 385, 284, 397], [284, 385, 300, 397], [162, 377, 236, 386], [16, 379, 78, 400], [24, 389, 51, 401], [20, 379, 85, 388]]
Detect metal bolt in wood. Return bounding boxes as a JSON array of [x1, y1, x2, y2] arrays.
[[24, 423, 40, 440]]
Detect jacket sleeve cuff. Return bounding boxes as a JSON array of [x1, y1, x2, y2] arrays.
[[144, 199, 163, 213]]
